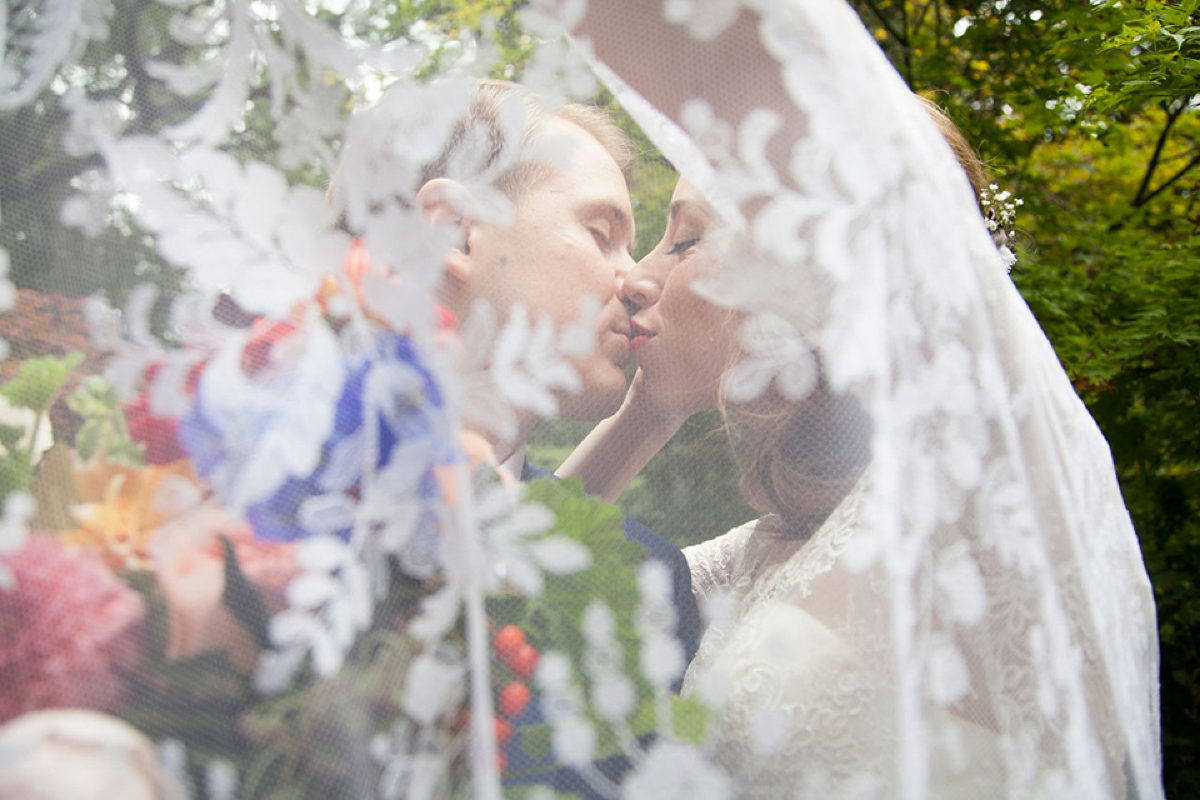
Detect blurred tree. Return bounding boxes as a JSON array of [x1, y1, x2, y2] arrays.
[[848, 0, 1200, 792]]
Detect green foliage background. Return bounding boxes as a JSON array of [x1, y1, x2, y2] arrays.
[[2, 0, 1197, 794], [841, 2, 1200, 793]]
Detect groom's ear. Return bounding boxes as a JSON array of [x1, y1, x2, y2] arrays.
[[417, 177, 475, 282]]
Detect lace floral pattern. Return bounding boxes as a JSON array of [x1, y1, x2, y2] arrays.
[[0, 0, 1163, 797], [682, 480, 905, 798]]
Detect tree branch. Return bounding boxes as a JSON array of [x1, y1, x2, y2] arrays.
[[914, 0, 937, 32], [1133, 103, 1183, 207], [1134, 148, 1200, 209], [862, 0, 909, 48], [899, 1, 913, 85], [7, 155, 105, 202]]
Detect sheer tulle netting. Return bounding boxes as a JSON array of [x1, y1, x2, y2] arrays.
[[0, 1, 1162, 800]]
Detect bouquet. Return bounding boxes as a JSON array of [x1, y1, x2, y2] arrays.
[[0, 245, 701, 800]]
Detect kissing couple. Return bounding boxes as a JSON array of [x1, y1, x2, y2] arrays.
[[338, 53, 1146, 795]]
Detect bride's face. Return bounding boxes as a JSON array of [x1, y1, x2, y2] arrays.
[[620, 179, 738, 415]]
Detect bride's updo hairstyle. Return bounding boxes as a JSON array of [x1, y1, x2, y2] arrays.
[[917, 95, 988, 204], [719, 98, 998, 538], [917, 95, 1020, 258], [722, 377, 872, 538]]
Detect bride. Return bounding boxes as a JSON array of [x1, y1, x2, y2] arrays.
[[561, 172, 1040, 796], [0, 0, 1162, 797], [555, 5, 1162, 796]]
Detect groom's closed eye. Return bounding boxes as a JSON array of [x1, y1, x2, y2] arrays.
[[589, 224, 613, 250], [581, 203, 635, 255]]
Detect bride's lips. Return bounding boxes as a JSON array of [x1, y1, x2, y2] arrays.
[[628, 319, 656, 352]]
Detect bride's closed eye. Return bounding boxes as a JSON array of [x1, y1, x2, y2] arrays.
[[668, 238, 700, 256]]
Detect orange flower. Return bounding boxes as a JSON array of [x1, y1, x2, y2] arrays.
[[433, 430, 514, 507], [318, 239, 458, 337], [63, 459, 198, 571], [317, 237, 374, 316]]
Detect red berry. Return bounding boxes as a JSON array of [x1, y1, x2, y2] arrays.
[[497, 751, 507, 774], [494, 717, 513, 745], [507, 643, 539, 679], [492, 625, 526, 661], [498, 682, 531, 718]]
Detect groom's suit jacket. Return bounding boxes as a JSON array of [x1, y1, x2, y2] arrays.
[[503, 462, 702, 794], [520, 461, 701, 672]]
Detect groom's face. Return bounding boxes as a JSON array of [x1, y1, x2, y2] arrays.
[[463, 117, 636, 419]]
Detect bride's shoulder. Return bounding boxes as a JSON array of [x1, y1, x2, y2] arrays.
[[682, 519, 758, 562], [681, 519, 760, 598]]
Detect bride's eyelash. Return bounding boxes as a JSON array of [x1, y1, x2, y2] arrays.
[[668, 238, 700, 256], [590, 228, 612, 250]]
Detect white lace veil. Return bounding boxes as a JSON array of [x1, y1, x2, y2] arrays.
[[0, 1, 1161, 799]]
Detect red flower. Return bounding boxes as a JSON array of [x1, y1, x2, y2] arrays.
[[124, 360, 207, 465], [240, 318, 299, 376], [124, 392, 186, 465], [0, 538, 145, 724]]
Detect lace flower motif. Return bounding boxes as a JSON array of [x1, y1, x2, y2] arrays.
[[622, 740, 733, 800], [664, 0, 743, 41], [722, 313, 818, 404]]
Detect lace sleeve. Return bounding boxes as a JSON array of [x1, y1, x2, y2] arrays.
[[683, 523, 754, 601]]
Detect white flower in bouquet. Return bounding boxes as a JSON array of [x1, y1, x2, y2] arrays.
[[0, 710, 186, 800]]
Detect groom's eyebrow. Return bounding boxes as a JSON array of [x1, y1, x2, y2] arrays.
[[583, 201, 635, 253]]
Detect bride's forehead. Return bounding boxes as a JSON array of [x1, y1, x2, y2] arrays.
[[671, 179, 716, 212]]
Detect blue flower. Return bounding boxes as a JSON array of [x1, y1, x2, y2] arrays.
[[181, 329, 455, 543]]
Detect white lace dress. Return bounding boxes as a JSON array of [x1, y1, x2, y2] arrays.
[[681, 479, 1006, 799]]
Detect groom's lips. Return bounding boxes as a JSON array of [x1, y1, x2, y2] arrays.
[[628, 319, 655, 352], [610, 323, 633, 367]]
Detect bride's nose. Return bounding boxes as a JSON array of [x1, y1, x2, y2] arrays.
[[618, 259, 662, 310]]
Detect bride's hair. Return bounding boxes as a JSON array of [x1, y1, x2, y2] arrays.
[[718, 99, 1003, 534], [917, 94, 988, 204], [722, 377, 872, 538], [918, 95, 1019, 255]]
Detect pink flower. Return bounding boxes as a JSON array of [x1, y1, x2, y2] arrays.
[[153, 508, 297, 673], [0, 537, 145, 724]]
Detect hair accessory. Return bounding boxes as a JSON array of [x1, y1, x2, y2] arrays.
[[980, 183, 1023, 272]]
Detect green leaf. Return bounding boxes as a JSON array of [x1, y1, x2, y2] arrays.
[[0, 352, 84, 413], [74, 421, 103, 462], [220, 535, 272, 648], [0, 453, 34, 498], [0, 423, 25, 452], [67, 375, 120, 419], [669, 695, 710, 744], [516, 721, 552, 762], [124, 570, 173, 660]]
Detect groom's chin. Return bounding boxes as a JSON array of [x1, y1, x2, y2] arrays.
[[557, 368, 628, 421]]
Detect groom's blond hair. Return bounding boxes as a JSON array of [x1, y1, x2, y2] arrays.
[[420, 80, 634, 198]]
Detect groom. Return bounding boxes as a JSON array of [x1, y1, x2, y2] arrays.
[[407, 80, 700, 790], [412, 81, 701, 669]]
